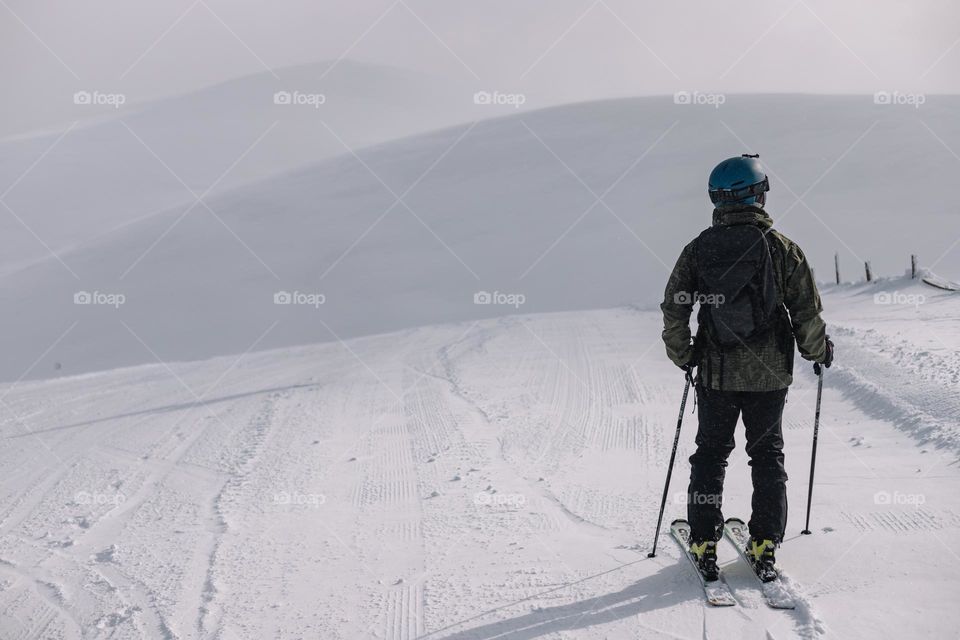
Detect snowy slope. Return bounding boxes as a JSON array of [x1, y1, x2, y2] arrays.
[[0, 60, 488, 276], [3, 95, 959, 382], [820, 275, 960, 451], [0, 278, 957, 639]]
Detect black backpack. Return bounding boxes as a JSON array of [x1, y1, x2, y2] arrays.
[[695, 223, 779, 347]]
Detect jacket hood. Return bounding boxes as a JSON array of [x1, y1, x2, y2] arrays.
[[712, 204, 773, 229]]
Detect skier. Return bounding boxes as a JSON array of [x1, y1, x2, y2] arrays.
[[660, 154, 834, 582]]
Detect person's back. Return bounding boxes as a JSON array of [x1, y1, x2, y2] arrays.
[[660, 154, 833, 582]]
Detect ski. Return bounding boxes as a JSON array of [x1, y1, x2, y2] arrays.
[[669, 519, 737, 607], [722, 517, 796, 610]]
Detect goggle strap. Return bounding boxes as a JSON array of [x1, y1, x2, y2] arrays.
[[709, 177, 770, 204]]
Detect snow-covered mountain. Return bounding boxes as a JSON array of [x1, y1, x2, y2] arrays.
[[0, 278, 957, 639], [0, 60, 494, 276], [1, 94, 958, 382]]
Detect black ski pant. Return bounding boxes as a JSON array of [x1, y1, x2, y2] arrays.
[[687, 384, 789, 543]]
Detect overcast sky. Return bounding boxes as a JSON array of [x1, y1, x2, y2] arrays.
[[2, 0, 959, 136]]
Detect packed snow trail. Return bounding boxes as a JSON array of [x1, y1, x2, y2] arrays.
[[1, 286, 958, 639]]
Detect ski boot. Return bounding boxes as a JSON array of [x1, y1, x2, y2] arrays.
[[746, 537, 779, 582], [689, 539, 720, 582]]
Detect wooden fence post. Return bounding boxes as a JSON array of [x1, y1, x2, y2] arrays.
[[865, 261, 872, 282], [835, 253, 841, 285], [911, 255, 917, 279]]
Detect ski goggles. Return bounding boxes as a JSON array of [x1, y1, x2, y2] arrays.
[[708, 176, 770, 204]]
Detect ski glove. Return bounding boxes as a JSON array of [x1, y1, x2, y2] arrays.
[[680, 349, 698, 373], [813, 335, 834, 375], [678, 340, 701, 373]]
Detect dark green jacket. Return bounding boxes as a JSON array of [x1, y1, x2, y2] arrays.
[[660, 206, 826, 391]]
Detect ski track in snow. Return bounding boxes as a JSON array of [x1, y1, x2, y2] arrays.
[[828, 325, 960, 452], [0, 289, 958, 639]]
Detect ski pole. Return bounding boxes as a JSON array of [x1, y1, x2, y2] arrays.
[[648, 368, 694, 557], [801, 367, 824, 535]]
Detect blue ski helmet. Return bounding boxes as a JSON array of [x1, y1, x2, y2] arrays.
[[708, 154, 770, 208]]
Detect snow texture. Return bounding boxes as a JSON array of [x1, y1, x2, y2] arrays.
[[1, 281, 958, 639]]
